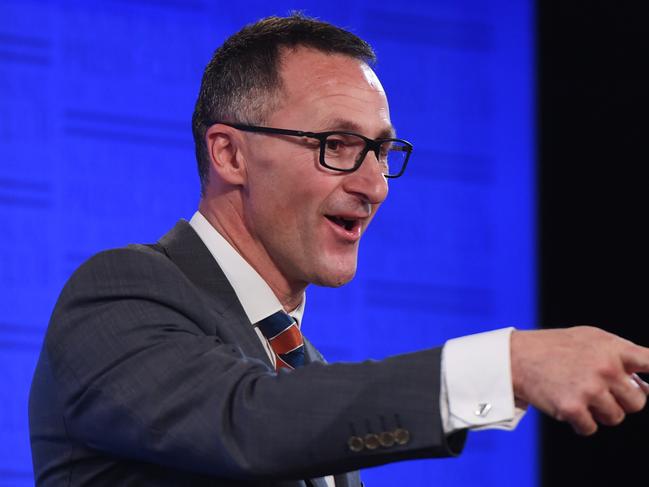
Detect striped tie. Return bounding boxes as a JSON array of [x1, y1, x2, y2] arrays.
[[257, 311, 305, 370]]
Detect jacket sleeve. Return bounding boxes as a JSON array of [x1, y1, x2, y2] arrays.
[[45, 246, 466, 480]]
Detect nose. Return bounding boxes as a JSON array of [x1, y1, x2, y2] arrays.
[[341, 151, 389, 205]]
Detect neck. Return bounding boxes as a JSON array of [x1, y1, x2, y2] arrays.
[[198, 195, 306, 311]]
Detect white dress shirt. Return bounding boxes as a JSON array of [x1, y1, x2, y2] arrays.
[[189, 211, 523, 486]]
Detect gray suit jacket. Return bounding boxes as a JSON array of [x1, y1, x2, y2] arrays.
[[29, 220, 466, 486]]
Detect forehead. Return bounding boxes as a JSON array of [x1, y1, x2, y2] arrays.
[[273, 47, 392, 136]]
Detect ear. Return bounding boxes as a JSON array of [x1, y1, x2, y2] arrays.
[[205, 124, 248, 186]]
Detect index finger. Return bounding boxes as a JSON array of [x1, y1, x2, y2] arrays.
[[621, 344, 649, 373]]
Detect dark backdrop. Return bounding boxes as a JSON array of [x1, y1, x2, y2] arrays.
[[538, 1, 648, 485]]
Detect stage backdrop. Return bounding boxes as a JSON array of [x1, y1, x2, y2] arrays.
[[0, 1, 535, 485]]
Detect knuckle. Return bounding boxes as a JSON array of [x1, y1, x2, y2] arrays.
[[574, 417, 597, 436], [600, 410, 625, 426], [595, 362, 618, 380], [582, 383, 606, 402], [627, 392, 647, 413], [555, 400, 583, 422]]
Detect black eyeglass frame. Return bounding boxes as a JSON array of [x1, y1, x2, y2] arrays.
[[209, 121, 413, 178]]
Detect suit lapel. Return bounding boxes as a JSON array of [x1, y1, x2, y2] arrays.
[[303, 338, 325, 365], [157, 219, 271, 367]]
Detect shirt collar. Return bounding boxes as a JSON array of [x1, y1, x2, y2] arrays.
[[188, 211, 305, 327]]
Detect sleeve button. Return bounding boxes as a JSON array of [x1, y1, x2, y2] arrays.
[[363, 433, 380, 450], [348, 435, 364, 452], [393, 428, 410, 445], [379, 431, 395, 448]]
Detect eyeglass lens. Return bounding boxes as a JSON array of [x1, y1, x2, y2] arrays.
[[322, 133, 408, 177]]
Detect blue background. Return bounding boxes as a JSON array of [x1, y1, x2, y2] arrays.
[[0, 0, 535, 485]]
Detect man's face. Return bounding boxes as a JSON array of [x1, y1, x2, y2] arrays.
[[241, 47, 391, 289]]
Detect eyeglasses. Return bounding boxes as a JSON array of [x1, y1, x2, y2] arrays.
[[210, 122, 413, 178]]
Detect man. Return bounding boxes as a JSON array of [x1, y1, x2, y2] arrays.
[[29, 14, 649, 487]]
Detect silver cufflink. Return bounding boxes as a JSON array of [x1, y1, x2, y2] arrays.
[[475, 402, 492, 417]]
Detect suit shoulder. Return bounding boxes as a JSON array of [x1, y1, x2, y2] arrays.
[[73, 243, 179, 280], [55, 243, 195, 312]]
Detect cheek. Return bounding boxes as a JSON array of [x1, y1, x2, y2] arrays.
[[244, 148, 340, 240], [245, 175, 317, 245]]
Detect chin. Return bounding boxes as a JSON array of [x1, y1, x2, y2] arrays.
[[312, 265, 357, 288], [306, 248, 359, 287]]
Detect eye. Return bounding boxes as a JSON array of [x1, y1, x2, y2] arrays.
[[325, 138, 345, 151]]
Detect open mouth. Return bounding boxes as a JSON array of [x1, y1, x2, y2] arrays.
[[325, 215, 359, 232]]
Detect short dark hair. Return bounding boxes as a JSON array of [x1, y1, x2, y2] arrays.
[[191, 13, 376, 192]]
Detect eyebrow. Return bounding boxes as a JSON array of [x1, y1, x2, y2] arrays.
[[318, 117, 397, 139]]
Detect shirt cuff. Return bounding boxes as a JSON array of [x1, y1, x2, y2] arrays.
[[440, 327, 525, 433]]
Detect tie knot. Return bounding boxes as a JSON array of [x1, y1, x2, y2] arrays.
[[257, 311, 305, 370]]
